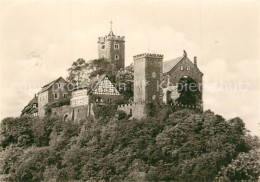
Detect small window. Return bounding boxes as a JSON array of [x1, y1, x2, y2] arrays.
[[58, 83, 62, 88], [180, 66, 184, 71], [115, 55, 119, 60], [108, 98, 112, 103], [114, 44, 119, 49], [32, 104, 37, 108], [64, 93, 68, 98], [54, 93, 59, 99], [101, 44, 105, 49], [187, 66, 190, 71]]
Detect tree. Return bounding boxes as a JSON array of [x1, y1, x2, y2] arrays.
[[89, 58, 115, 81], [176, 77, 202, 106], [1, 108, 259, 181], [67, 58, 89, 84], [116, 64, 134, 103], [215, 148, 260, 182]]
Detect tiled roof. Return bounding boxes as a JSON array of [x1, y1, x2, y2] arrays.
[[74, 74, 107, 93], [38, 77, 66, 93], [21, 96, 38, 114], [163, 57, 183, 73]]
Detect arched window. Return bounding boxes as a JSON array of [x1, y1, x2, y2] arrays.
[[180, 66, 184, 71], [187, 66, 190, 70], [115, 54, 119, 60]]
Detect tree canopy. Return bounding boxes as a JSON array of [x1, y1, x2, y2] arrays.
[[0, 107, 259, 181]]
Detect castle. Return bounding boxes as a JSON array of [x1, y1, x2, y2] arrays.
[[21, 23, 203, 120]]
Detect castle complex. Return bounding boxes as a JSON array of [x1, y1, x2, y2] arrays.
[[21, 23, 203, 120]]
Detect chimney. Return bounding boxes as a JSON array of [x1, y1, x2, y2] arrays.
[[194, 56, 197, 67], [34, 94, 36, 98]]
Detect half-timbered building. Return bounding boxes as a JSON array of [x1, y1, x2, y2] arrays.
[[70, 74, 122, 121]]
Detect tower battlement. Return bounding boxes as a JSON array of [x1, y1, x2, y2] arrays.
[[133, 53, 164, 59], [98, 35, 125, 43]]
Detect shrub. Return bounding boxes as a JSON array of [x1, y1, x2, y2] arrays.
[[92, 104, 117, 118]]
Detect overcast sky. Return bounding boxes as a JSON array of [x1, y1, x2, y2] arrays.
[[0, 1, 259, 135]]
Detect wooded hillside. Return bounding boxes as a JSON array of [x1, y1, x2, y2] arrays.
[[0, 107, 259, 181]]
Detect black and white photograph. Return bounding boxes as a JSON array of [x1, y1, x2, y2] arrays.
[[0, 1, 259, 181]]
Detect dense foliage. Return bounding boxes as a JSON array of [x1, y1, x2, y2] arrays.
[[0, 108, 259, 181], [177, 77, 202, 106], [116, 64, 134, 104], [67, 58, 90, 84], [44, 98, 70, 115]]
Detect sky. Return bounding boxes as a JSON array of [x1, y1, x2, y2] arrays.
[[0, 1, 259, 135]]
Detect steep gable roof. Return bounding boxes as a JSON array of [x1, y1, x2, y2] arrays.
[[38, 77, 67, 94], [74, 74, 120, 95], [21, 95, 38, 114], [163, 57, 183, 73], [163, 56, 203, 75]]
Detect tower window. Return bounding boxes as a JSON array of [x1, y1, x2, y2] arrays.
[[115, 55, 119, 60], [180, 66, 184, 71], [187, 66, 190, 71], [101, 44, 105, 49], [114, 44, 119, 49], [54, 93, 59, 99]]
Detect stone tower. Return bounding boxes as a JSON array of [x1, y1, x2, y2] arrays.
[[97, 22, 125, 73], [133, 53, 163, 103]]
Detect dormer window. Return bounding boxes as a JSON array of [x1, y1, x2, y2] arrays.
[[114, 44, 119, 49], [187, 66, 190, 71], [115, 55, 119, 60], [101, 44, 105, 49], [180, 66, 184, 71], [32, 104, 37, 108]]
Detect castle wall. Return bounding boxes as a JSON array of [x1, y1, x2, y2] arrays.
[[71, 105, 90, 122], [118, 103, 146, 119], [52, 105, 72, 121]]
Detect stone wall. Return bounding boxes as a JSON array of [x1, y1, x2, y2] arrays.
[[118, 102, 146, 119], [134, 53, 163, 103], [71, 105, 90, 122], [52, 105, 72, 121], [38, 91, 48, 117]]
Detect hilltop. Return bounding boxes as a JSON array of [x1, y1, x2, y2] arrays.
[[0, 106, 259, 181]]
